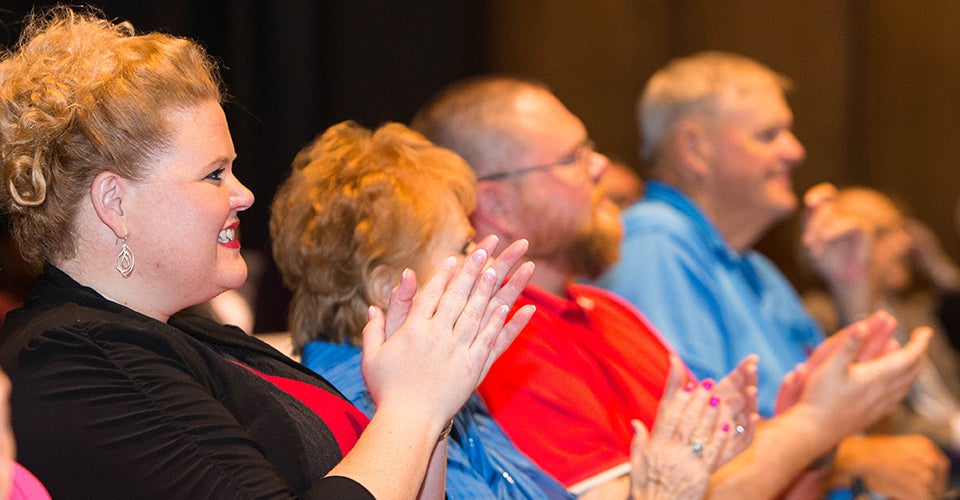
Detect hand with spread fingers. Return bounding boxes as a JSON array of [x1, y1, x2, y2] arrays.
[[781, 311, 946, 499], [802, 183, 877, 325], [630, 357, 756, 499], [362, 237, 536, 423]]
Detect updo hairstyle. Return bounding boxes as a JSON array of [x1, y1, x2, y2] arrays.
[[0, 6, 223, 269]]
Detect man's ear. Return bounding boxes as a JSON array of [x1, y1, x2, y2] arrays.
[[472, 181, 518, 240], [673, 119, 713, 179], [90, 170, 129, 239], [366, 264, 399, 310]]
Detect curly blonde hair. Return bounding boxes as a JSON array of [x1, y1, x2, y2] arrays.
[[270, 121, 476, 350], [0, 7, 222, 270]]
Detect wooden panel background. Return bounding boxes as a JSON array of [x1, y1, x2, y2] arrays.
[[485, 0, 960, 288]]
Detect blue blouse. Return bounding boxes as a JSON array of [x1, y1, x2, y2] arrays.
[[302, 340, 573, 500]]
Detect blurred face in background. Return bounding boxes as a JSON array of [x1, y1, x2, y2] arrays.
[[701, 81, 806, 234], [835, 189, 913, 294], [599, 160, 644, 210]]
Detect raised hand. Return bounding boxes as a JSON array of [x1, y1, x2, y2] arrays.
[[383, 236, 528, 343], [361, 237, 535, 420], [802, 183, 873, 282], [791, 315, 931, 441], [776, 311, 903, 418], [469, 237, 537, 379], [827, 311, 899, 363], [802, 183, 881, 325]]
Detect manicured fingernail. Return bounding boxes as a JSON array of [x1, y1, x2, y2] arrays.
[[710, 396, 720, 407], [702, 379, 714, 390], [472, 248, 487, 264], [722, 422, 730, 432], [443, 256, 458, 269], [683, 381, 695, 392], [482, 267, 496, 283], [367, 305, 376, 320]]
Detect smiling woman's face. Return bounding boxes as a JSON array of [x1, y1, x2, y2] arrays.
[[123, 100, 255, 318]]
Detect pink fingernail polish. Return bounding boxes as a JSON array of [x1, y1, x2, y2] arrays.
[[722, 422, 730, 432], [710, 396, 720, 407], [683, 381, 695, 392], [702, 379, 714, 390]]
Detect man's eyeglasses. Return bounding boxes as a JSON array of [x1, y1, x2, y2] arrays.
[[477, 139, 596, 182]]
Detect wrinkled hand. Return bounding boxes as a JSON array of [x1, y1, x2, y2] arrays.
[[361, 237, 536, 420], [832, 435, 949, 500], [802, 183, 874, 286], [630, 357, 751, 499], [792, 312, 931, 441], [712, 355, 760, 466]]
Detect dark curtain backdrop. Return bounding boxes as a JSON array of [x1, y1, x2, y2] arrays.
[[2, 0, 486, 252]]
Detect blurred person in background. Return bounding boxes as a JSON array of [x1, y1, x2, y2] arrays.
[[595, 51, 946, 498]]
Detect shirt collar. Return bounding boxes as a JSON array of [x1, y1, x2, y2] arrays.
[[644, 181, 746, 263], [521, 283, 596, 321]]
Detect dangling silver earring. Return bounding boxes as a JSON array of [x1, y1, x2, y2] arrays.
[[115, 234, 135, 278]]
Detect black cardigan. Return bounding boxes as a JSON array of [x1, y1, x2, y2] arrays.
[[0, 264, 373, 499]]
